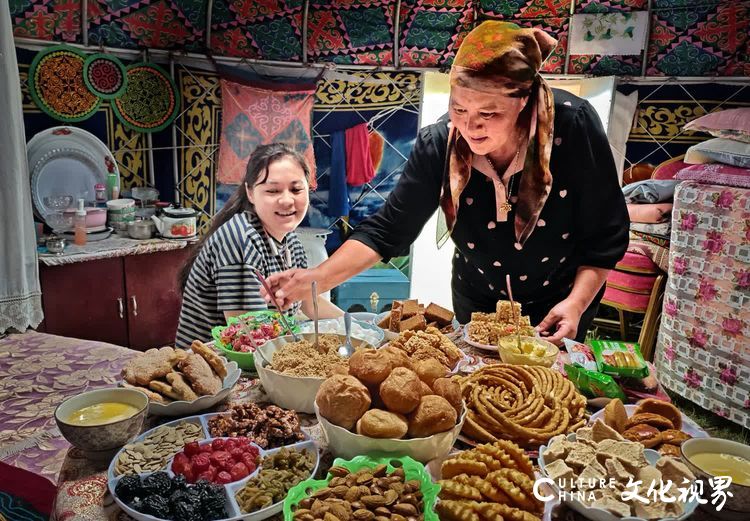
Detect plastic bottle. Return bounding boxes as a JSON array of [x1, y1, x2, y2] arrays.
[[107, 172, 120, 200], [74, 198, 87, 246]]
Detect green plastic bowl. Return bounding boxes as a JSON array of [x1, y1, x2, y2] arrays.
[[283, 453, 441, 520], [212, 341, 255, 371], [211, 311, 300, 371]]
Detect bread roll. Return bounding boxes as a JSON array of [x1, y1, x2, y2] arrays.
[[348, 349, 392, 386], [408, 395, 457, 438], [316, 374, 371, 430], [431, 377, 462, 414], [379, 367, 422, 414], [413, 358, 446, 387], [356, 409, 408, 439]]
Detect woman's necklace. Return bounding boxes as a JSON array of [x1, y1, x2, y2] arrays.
[[485, 149, 520, 215]]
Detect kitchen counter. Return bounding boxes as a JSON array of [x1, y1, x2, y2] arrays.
[[38, 235, 195, 266]]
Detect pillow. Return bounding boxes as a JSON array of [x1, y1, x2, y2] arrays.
[[684, 138, 750, 168], [684, 108, 750, 143], [676, 163, 750, 189]]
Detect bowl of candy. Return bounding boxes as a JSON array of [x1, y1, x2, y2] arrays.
[[211, 311, 300, 370]]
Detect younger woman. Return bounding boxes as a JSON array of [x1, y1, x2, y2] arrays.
[[176, 143, 340, 348]]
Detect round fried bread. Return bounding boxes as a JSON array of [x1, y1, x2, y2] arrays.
[[633, 398, 682, 430]]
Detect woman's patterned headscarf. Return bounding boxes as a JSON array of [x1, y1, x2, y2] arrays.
[[438, 21, 557, 248]]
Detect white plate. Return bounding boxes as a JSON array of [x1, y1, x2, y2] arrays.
[[462, 326, 499, 352], [538, 432, 698, 521], [298, 317, 385, 347], [120, 350, 241, 417], [589, 404, 709, 439], [108, 414, 318, 521], [27, 126, 119, 225]]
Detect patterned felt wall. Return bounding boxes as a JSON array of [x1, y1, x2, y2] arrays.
[[10, 1, 749, 75]]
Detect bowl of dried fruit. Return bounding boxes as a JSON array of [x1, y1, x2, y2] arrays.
[[283, 454, 440, 520]]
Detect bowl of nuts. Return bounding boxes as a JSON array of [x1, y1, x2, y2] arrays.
[[283, 453, 440, 520]]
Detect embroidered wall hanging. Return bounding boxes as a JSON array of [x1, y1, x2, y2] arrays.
[[113, 62, 180, 133], [83, 53, 127, 99], [28, 45, 100, 122], [570, 11, 649, 55], [217, 80, 316, 188]]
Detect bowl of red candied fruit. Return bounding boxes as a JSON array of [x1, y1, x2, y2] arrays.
[[170, 437, 260, 485]]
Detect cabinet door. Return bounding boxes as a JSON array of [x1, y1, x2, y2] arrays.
[[124, 247, 192, 350], [39, 258, 129, 346]]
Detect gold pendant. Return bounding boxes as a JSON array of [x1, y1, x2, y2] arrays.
[[500, 202, 512, 212]]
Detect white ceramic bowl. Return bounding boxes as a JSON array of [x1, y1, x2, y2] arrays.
[[681, 437, 750, 520], [315, 401, 466, 464], [298, 317, 384, 347], [255, 333, 376, 414], [55, 387, 148, 458]]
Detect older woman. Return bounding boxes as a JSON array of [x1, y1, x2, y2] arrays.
[[265, 21, 629, 344]]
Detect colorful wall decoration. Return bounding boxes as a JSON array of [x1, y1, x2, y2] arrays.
[[618, 81, 750, 168], [10, 1, 747, 76]]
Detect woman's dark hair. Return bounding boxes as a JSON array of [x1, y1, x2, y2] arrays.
[[178, 143, 310, 291]]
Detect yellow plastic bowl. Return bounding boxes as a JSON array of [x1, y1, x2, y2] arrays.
[[497, 336, 559, 367]]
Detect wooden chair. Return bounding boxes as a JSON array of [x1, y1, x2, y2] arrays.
[[598, 251, 666, 361]]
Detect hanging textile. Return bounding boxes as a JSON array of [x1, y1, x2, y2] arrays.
[[328, 130, 349, 217], [217, 80, 316, 187], [0, 4, 43, 332], [345, 123, 375, 187]]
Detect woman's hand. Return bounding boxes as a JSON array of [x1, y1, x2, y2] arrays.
[[535, 298, 585, 345], [262, 268, 318, 310]]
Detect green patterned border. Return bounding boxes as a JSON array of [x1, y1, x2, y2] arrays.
[[83, 53, 128, 100], [283, 454, 440, 520], [28, 44, 100, 122], [112, 62, 181, 133]]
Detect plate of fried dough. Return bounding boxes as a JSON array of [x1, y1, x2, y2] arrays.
[[120, 340, 240, 416]]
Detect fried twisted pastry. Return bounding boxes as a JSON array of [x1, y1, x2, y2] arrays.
[[436, 500, 482, 521], [442, 457, 489, 478], [459, 364, 587, 447], [439, 480, 483, 501]]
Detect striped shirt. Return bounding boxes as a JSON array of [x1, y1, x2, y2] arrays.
[[176, 211, 307, 349]]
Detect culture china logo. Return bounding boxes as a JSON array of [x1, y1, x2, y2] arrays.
[[532, 476, 734, 511]]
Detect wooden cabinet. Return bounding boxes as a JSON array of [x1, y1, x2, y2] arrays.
[[39, 247, 192, 350]]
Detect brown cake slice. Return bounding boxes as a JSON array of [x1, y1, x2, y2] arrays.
[[401, 299, 420, 318], [399, 314, 426, 332], [424, 303, 455, 327]]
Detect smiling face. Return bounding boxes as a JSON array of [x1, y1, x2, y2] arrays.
[[449, 84, 528, 157], [246, 156, 309, 241]]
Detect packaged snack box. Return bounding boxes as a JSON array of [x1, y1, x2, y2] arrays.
[[590, 340, 649, 379], [564, 363, 627, 401]]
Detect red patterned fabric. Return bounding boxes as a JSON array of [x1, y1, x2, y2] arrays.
[[217, 80, 317, 187], [607, 270, 658, 294], [616, 250, 659, 274], [603, 285, 652, 311]]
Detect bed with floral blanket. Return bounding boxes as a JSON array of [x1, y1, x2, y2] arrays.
[[655, 181, 750, 430]]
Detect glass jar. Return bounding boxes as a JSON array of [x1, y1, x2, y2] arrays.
[[95, 183, 107, 203]]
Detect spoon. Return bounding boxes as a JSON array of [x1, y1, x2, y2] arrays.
[[505, 274, 522, 353], [312, 280, 322, 353], [338, 312, 355, 358]]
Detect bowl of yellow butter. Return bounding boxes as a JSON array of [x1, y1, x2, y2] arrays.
[[55, 388, 148, 458]]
